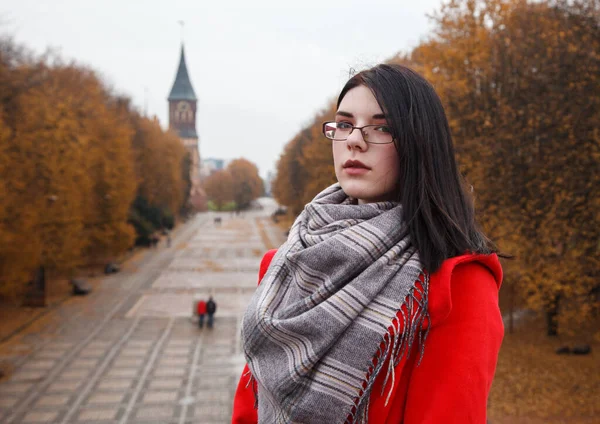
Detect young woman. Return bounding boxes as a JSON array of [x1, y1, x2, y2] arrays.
[[232, 64, 504, 423]]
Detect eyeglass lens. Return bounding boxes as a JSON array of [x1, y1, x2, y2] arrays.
[[323, 122, 392, 144]]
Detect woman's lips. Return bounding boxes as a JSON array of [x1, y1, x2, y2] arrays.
[[344, 167, 370, 176]]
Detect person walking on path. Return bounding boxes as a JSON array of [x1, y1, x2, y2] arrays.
[[196, 299, 207, 329], [206, 297, 217, 328]]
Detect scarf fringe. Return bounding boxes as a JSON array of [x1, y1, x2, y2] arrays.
[[345, 272, 431, 424], [245, 370, 259, 409]]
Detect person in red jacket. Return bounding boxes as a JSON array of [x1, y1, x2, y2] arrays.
[[233, 64, 505, 423], [196, 299, 207, 329]]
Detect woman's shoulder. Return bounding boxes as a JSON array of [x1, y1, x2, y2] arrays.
[[433, 253, 503, 289], [427, 253, 503, 327]]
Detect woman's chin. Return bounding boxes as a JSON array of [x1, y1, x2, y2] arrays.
[[339, 179, 397, 204], [340, 181, 376, 202]]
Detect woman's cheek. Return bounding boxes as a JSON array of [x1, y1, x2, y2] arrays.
[[332, 143, 345, 179], [374, 150, 400, 192]]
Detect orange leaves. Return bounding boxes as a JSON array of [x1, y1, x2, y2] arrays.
[[411, 0, 600, 334], [0, 39, 187, 297], [203, 170, 234, 210], [225, 158, 264, 210], [132, 117, 187, 215]]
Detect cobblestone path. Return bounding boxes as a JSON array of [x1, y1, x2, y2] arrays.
[[0, 199, 286, 424]]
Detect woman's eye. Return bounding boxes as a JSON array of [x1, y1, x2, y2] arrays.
[[337, 122, 353, 130], [374, 125, 391, 133]]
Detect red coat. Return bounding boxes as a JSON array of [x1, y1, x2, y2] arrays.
[[197, 300, 207, 315], [232, 249, 504, 423]]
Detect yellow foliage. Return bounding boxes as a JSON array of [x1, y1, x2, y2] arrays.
[[408, 0, 600, 332], [203, 169, 234, 210], [226, 158, 264, 209], [131, 117, 187, 215], [0, 39, 186, 297]]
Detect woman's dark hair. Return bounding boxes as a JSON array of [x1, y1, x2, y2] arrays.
[[337, 64, 497, 273]]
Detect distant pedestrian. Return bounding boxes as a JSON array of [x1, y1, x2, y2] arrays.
[[206, 297, 217, 328], [197, 299, 207, 328], [166, 233, 172, 248]]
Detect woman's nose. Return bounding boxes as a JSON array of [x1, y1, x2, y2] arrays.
[[346, 128, 367, 150]]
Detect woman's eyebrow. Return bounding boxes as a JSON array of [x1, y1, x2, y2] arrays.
[[335, 111, 387, 119]]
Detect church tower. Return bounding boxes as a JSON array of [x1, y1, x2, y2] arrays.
[[168, 44, 200, 185]]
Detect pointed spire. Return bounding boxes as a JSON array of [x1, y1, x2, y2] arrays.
[[168, 44, 197, 101]]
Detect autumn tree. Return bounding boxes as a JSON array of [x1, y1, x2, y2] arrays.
[[203, 169, 234, 210], [226, 158, 264, 210], [409, 0, 600, 333], [0, 37, 189, 298], [0, 44, 143, 297], [272, 131, 310, 215], [131, 117, 187, 215]]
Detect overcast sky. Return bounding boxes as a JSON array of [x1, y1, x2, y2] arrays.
[[2, 0, 443, 178]]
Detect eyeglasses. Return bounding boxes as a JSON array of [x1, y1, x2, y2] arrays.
[[322, 121, 394, 144]]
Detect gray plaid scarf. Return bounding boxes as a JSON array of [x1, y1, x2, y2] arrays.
[[241, 183, 430, 423]]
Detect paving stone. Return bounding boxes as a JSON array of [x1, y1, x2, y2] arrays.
[[0, 382, 33, 394], [107, 368, 139, 378], [167, 339, 194, 347], [196, 375, 233, 388], [88, 341, 111, 348], [70, 358, 99, 368], [203, 345, 235, 355], [158, 356, 189, 367], [143, 391, 179, 403], [154, 367, 186, 377], [48, 342, 73, 349], [135, 405, 175, 419], [35, 350, 67, 359], [60, 369, 91, 380], [35, 394, 70, 406], [195, 390, 231, 403], [113, 357, 145, 367], [0, 396, 18, 408], [97, 379, 133, 391], [78, 407, 118, 421], [87, 392, 126, 404], [128, 340, 154, 348], [10, 370, 47, 381], [149, 379, 182, 390], [196, 366, 234, 376], [24, 360, 56, 369], [48, 380, 82, 392], [162, 347, 190, 356], [22, 410, 60, 422], [79, 348, 106, 358], [193, 402, 231, 417], [121, 347, 150, 357]]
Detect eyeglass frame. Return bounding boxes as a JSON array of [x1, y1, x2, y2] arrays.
[[321, 121, 395, 145]]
